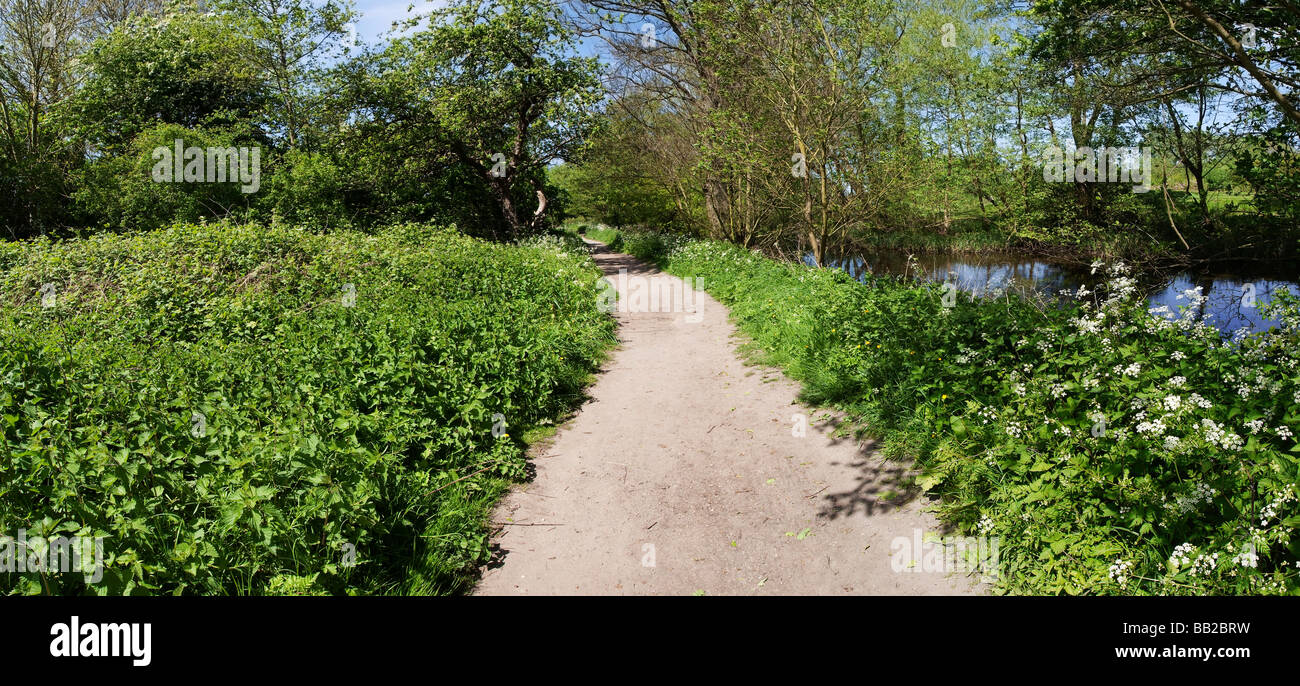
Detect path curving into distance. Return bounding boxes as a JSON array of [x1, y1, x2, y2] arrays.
[[474, 239, 983, 595]]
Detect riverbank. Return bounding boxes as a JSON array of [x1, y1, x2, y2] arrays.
[[589, 227, 1300, 595], [837, 219, 1299, 274]]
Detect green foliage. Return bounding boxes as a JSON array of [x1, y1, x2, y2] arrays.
[[1236, 130, 1300, 225], [548, 160, 680, 229], [583, 225, 619, 247], [260, 150, 351, 228], [611, 228, 1300, 595], [71, 123, 258, 232], [0, 153, 71, 240], [0, 221, 615, 595], [59, 11, 267, 156], [369, 0, 602, 237]]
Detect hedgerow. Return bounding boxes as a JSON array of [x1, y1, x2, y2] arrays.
[[0, 221, 615, 595], [603, 228, 1300, 595]]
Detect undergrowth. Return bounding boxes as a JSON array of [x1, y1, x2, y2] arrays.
[[0, 221, 615, 595]]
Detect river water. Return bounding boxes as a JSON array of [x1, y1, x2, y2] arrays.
[[813, 251, 1298, 336]]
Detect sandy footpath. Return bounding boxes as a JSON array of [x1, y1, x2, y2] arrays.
[[473, 240, 982, 595]]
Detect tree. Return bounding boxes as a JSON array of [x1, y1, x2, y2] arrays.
[[219, 0, 356, 150], [370, 0, 602, 239], [548, 110, 684, 228], [61, 9, 267, 157]]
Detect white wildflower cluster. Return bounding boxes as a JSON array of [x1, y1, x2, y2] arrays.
[[1162, 394, 1182, 412], [1173, 286, 1212, 332], [1232, 544, 1258, 569], [1142, 313, 1176, 334], [1073, 315, 1102, 335], [1005, 420, 1025, 439], [1245, 418, 1265, 434], [1163, 435, 1181, 451], [1049, 383, 1067, 399], [1187, 393, 1212, 409], [1111, 362, 1141, 378], [1169, 375, 1186, 388], [1259, 484, 1296, 526], [1102, 262, 1137, 305], [977, 515, 994, 534], [1108, 558, 1134, 588], [1276, 425, 1294, 440], [1083, 377, 1100, 391], [976, 405, 998, 425], [1191, 552, 1219, 577], [1136, 417, 1167, 436], [1171, 351, 1186, 362], [1013, 383, 1027, 397], [1248, 576, 1288, 594], [1230, 367, 1284, 400], [1200, 418, 1244, 451], [1169, 542, 1195, 570], [1167, 482, 1218, 515]]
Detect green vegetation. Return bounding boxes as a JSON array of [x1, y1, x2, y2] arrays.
[[0, 221, 614, 595], [2, 0, 596, 240], [555, 1, 1300, 265], [577, 223, 620, 247], [2, 0, 1296, 598], [599, 227, 1300, 595]]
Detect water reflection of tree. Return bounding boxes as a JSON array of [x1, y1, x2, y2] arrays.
[[822, 249, 1292, 336]]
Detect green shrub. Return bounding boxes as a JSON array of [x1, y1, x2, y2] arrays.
[[0, 221, 615, 595], [260, 150, 351, 229], [72, 123, 260, 232]]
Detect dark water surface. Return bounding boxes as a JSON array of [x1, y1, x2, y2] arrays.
[[812, 251, 1298, 335]]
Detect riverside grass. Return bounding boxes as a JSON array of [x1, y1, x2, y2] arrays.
[[0, 221, 615, 595], [601, 228, 1300, 595]]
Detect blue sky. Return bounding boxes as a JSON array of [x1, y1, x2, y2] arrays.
[[347, 0, 609, 57], [349, 0, 445, 46]]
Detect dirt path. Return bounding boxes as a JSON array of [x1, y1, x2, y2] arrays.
[[474, 240, 983, 595]]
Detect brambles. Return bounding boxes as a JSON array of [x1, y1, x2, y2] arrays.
[[607, 227, 1300, 595], [0, 221, 615, 595]]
